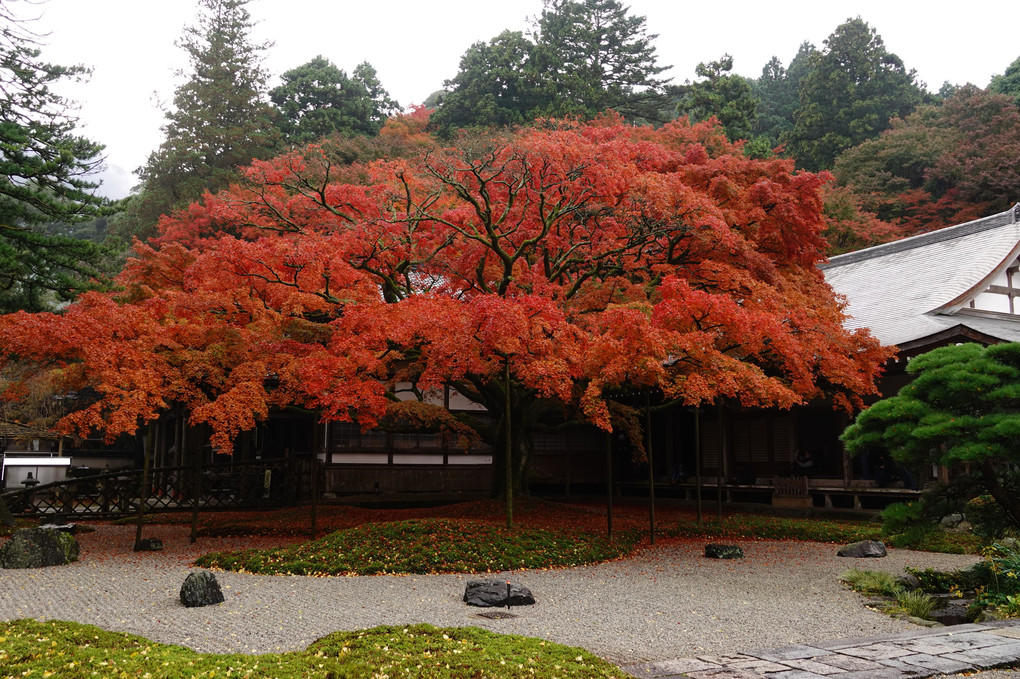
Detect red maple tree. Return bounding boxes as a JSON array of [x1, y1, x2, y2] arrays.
[[0, 114, 891, 492]]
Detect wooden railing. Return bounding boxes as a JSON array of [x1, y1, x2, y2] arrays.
[[1, 458, 314, 519]]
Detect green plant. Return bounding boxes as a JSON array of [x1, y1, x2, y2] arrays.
[[0, 619, 628, 678], [667, 514, 880, 544], [196, 518, 641, 576], [996, 594, 1020, 618], [840, 568, 904, 597], [880, 501, 924, 535], [893, 589, 937, 619]]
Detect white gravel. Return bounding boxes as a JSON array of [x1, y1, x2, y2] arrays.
[[0, 525, 984, 664]]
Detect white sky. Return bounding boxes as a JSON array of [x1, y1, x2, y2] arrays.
[[24, 0, 1020, 199]]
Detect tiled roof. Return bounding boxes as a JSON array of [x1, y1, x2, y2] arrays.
[[821, 204, 1020, 348]]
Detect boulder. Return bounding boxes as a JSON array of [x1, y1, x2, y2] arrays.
[[133, 537, 163, 552], [895, 573, 922, 591], [704, 544, 744, 559], [837, 540, 887, 558], [463, 579, 535, 607], [0, 527, 79, 568], [180, 571, 225, 608], [940, 513, 965, 529]]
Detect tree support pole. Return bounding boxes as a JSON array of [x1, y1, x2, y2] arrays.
[[605, 430, 613, 541], [646, 391, 655, 545], [505, 358, 513, 531], [717, 402, 725, 522], [134, 421, 155, 550], [695, 407, 702, 525]]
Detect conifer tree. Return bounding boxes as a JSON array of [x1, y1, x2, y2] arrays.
[[117, 0, 281, 241], [0, 1, 112, 312]]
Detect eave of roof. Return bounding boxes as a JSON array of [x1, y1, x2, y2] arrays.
[[821, 204, 1020, 349]]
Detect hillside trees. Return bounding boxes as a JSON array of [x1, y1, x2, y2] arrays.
[[675, 55, 757, 142], [270, 56, 399, 143], [787, 18, 923, 171], [0, 116, 890, 495], [833, 86, 1020, 234], [429, 31, 539, 136], [432, 0, 670, 134], [842, 343, 1020, 529], [0, 2, 113, 313], [751, 42, 816, 149], [989, 55, 1020, 107], [532, 0, 670, 121], [113, 0, 281, 241]]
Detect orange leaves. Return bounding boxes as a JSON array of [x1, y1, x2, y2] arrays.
[[0, 115, 889, 449]]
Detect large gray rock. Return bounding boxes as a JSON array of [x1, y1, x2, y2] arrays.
[[705, 544, 744, 559], [837, 540, 887, 558], [180, 571, 225, 607], [463, 579, 535, 607], [0, 527, 79, 568]]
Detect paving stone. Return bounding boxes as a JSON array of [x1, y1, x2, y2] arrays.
[[728, 658, 789, 673], [832, 669, 903, 679], [836, 643, 915, 660], [761, 671, 829, 679], [623, 658, 722, 677], [751, 645, 832, 662], [812, 654, 886, 671], [935, 631, 1012, 650], [893, 652, 973, 674], [986, 627, 1020, 640], [945, 641, 1020, 668], [899, 638, 966, 655], [686, 668, 763, 679], [874, 657, 936, 676], [780, 658, 845, 675], [696, 653, 758, 665]]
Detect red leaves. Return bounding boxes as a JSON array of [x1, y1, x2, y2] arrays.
[[0, 116, 889, 447]]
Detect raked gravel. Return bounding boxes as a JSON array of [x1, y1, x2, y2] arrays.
[[0, 524, 984, 664]]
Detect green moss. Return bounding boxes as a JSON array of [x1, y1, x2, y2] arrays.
[[196, 518, 641, 576], [0, 619, 627, 679], [666, 514, 880, 544]]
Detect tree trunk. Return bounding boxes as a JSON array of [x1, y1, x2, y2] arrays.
[[979, 460, 1020, 529]]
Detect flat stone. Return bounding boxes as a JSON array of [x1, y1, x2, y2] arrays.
[[686, 668, 762, 679], [894, 652, 974, 673], [624, 658, 722, 677], [727, 658, 788, 672], [762, 672, 829, 679], [811, 654, 885, 671], [837, 642, 914, 660], [463, 579, 534, 607], [836, 539, 887, 558], [781, 658, 845, 675], [945, 641, 1020, 667], [695, 653, 757, 665], [987, 619, 1020, 636], [704, 544, 744, 559], [751, 645, 832, 661]]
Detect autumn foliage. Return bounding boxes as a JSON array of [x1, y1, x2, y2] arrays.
[[0, 115, 889, 472]]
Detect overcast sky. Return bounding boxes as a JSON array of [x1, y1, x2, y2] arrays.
[[25, 0, 1020, 199]]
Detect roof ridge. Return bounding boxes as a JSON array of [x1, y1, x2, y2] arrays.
[[821, 203, 1020, 269]]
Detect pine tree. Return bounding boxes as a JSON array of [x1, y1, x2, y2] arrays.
[[0, 1, 112, 312], [116, 0, 281, 241], [787, 18, 922, 171]]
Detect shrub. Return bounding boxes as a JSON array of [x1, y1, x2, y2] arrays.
[[894, 590, 937, 619], [840, 568, 904, 597]]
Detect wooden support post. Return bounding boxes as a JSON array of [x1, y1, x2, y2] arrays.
[[646, 392, 655, 545], [605, 430, 613, 541]]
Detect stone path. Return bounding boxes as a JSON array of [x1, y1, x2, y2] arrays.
[[621, 620, 1020, 679]]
